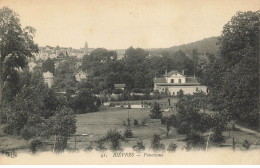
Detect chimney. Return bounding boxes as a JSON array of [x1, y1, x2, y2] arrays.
[[182, 70, 185, 75]]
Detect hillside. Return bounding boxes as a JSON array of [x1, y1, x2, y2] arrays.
[[149, 36, 220, 57]]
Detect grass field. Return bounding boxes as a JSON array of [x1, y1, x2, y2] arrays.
[[1, 98, 259, 152], [70, 106, 185, 150]]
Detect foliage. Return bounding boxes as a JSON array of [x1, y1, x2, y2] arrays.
[[100, 129, 126, 151], [42, 58, 55, 74], [134, 119, 139, 126], [95, 139, 107, 151], [151, 134, 165, 151], [167, 143, 177, 152], [177, 122, 191, 134], [242, 140, 250, 150], [69, 88, 100, 114], [132, 140, 145, 151], [150, 102, 162, 119], [201, 11, 260, 127], [177, 89, 184, 99], [0, 7, 39, 106], [184, 132, 205, 149], [124, 128, 133, 138], [210, 126, 225, 145], [28, 139, 42, 154]]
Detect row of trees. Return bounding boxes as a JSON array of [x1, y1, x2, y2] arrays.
[[81, 47, 197, 94]]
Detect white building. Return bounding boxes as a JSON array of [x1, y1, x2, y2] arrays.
[[74, 70, 87, 82], [154, 70, 208, 95], [43, 71, 54, 88]]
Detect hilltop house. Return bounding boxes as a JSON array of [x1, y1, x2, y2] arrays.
[[74, 70, 87, 82], [154, 70, 207, 95], [43, 71, 54, 88]]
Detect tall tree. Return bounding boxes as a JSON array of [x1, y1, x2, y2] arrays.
[[0, 7, 38, 107]]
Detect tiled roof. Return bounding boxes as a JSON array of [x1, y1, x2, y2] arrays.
[[186, 77, 199, 84], [164, 70, 181, 77], [154, 78, 166, 83], [43, 71, 54, 78]]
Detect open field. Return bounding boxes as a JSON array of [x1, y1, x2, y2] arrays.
[[1, 103, 260, 152]]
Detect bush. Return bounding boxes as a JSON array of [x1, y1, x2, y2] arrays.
[[210, 127, 225, 145], [167, 143, 177, 152], [124, 128, 133, 138], [198, 113, 213, 132], [242, 140, 250, 150], [132, 140, 145, 151], [127, 118, 131, 126], [20, 126, 37, 140], [141, 118, 147, 126], [150, 102, 162, 119], [84, 143, 94, 152], [184, 132, 205, 149], [177, 122, 191, 134], [134, 119, 139, 126], [151, 134, 165, 151], [103, 129, 126, 151], [54, 136, 68, 152], [95, 139, 107, 151], [29, 139, 42, 154]]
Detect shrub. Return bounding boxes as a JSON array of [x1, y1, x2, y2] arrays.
[[242, 140, 250, 150], [210, 127, 225, 145], [134, 119, 139, 126], [132, 140, 145, 151], [184, 132, 205, 149], [104, 129, 126, 151], [84, 143, 94, 152], [150, 102, 162, 119], [141, 118, 147, 126], [95, 139, 107, 151], [54, 136, 68, 152], [177, 89, 184, 99], [151, 134, 165, 151], [127, 118, 131, 126], [177, 122, 191, 134], [167, 143, 177, 152], [20, 126, 36, 140], [29, 139, 42, 154], [124, 128, 133, 138], [198, 113, 213, 132]]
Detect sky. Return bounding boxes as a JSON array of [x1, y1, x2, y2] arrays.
[[1, 0, 259, 49]]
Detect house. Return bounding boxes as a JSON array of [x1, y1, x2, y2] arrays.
[[114, 84, 126, 90], [74, 70, 87, 82], [154, 70, 207, 95], [43, 71, 54, 88], [28, 61, 37, 72]]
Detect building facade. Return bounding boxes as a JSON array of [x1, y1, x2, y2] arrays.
[[43, 71, 54, 88], [154, 70, 207, 95]]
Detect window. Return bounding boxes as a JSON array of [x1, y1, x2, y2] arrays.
[[178, 79, 181, 83], [171, 79, 174, 83]]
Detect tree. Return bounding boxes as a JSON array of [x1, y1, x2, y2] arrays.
[[0, 7, 38, 107], [205, 11, 260, 126], [42, 58, 55, 74], [150, 102, 162, 119], [151, 134, 165, 150], [44, 106, 76, 152]]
